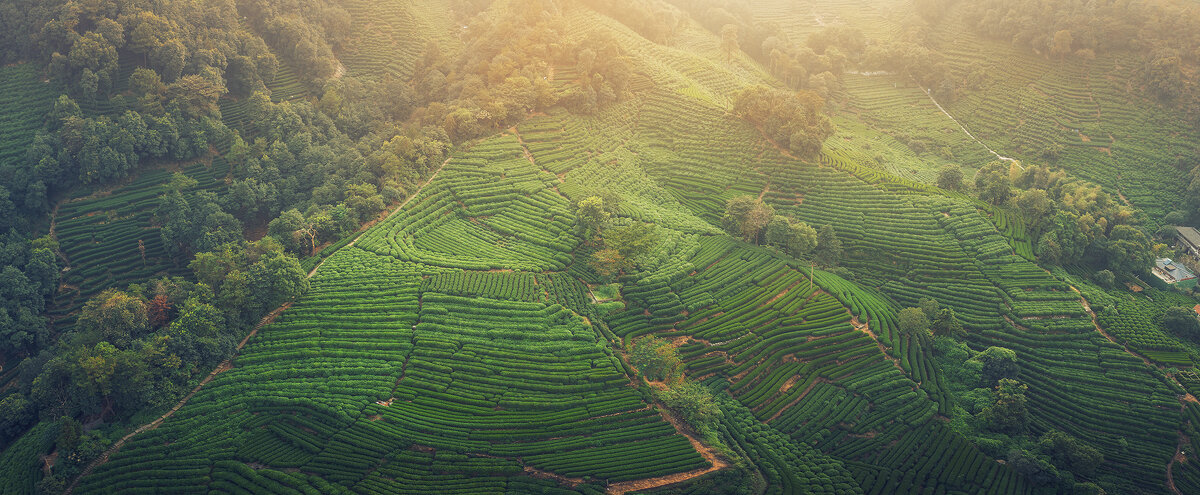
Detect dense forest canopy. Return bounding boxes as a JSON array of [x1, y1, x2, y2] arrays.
[[0, 0, 1198, 494]]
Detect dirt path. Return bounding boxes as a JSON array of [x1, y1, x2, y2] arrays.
[[917, 84, 1021, 169], [1168, 430, 1188, 495], [605, 403, 729, 495], [306, 155, 451, 278], [1070, 284, 1200, 490], [851, 316, 904, 373], [64, 302, 290, 494], [68, 155, 455, 494]]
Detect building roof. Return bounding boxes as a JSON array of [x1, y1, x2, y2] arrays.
[[1155, 258, 1196, 283], [1177, 227, 1200, 248]]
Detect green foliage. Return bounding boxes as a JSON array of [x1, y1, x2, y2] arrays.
[[898, 307, 931, 337], [732, 85, 834, 159], [629, 336, 683, 382], [937, 165, 964, 191], [982, 379, 1029, 435], [1162, 306, 1200, 342], [722, 196, 774, 244], [814, 224, 842, 267], [971, 346, 1019, 386], [655, 381, 722, 437], [1038, 430, 1103, 477], [576, 196, 612, 240]]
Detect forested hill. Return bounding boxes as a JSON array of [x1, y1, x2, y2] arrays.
[[0, 0, 1199, 494]]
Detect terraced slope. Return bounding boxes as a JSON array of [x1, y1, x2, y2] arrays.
[[50, 159, 230, 323], [0, 64, 56, 173], [77, 246, 707, 493]]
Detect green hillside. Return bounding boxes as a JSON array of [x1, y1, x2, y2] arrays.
[[1, 0, 1199, 494]]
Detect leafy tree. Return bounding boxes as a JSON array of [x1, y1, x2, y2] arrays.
[[720, 24, 739, 61], [56, 416, 82, 453], [1015, 189, 1054, 233], [785, 220, 819, 259], [722, 196, 774, 243], [918, 297, 940, 320], [576, 196, 611, 240], [1039, 430, 1103, 477], [937, 165, 964, 191], [77, 289, 149, 348], [899, 307, 931, 337], [656, 381, 722, 436], [591, 248, 626, 281], [972, 346, 1019, 386], [629, 336, 682, 382], [1050, 30, 1073, 59], [764, 215, 818, 259], [815, 224, 843, 267], [591, 223, 658, 280], [1104, 225, 1153, 275], [1094, 269, 1116, 289], [1007, 448, 1059, 487], [1163, 307, 1200, 342], [733, 85, 834, 159], [248, 249, 310, 312], [930, 308, 964, 338], [0, 394, 33, 441], [974, 161, 1013, 205], [982, 378, 1029, 434]]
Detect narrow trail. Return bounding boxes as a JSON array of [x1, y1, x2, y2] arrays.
[[64, 303, 290, 494], [608, 345, 731, 493], [1068, 283, 1199, 491], [306, 155, 451, 278], [851, 316, 905, 374], [917, 85, 1022, 169], [67, 156, 454, 494], [1168, 430, 1188, 495]]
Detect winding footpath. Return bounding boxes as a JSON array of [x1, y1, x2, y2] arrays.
[[64, 152, 725, 494], [65, 157, 451, 494], [918, 85, 1021, 168]]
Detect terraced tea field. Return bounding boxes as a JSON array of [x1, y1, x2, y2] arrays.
[[0, 63, 56, 172], [50, 159, 230, 324], [15, 1, 1199, 494]]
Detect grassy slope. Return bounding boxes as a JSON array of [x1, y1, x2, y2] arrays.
[[52, 0, 1194, 493]]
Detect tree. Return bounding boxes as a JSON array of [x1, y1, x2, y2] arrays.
[[722, 196, 774, 243], [975, 161, 1013, 205], [973, 346, 1019, 386], [1163, 307, 1200, 342], [720, 24, 739, 61], [656, 381, 722, 436], [591, 248, 626, 280], [576, 196, 611, 240], [248, 249, 309, 312], [0, 394, 33, 440], [1050, 30, 1073, 59], [591, 223, 658, 280], [815, 224, 843, 267], [931, 308, 964, 337], [1104, 225, 1153, 275], [765, 215, 792, 248], [918, 297, 940, 320], [937, 165, 964, 191], [1039, 430, 1103, 477], [167, 74, 225, 118], [629, 336, 682, 382], [786, 221, 818, 259], [899, 307, 931, 337], [1094, 269, 1115, 289], [77, 289, 149, 348], [982, 378, 1029, 434], [732, 85, 834, 159], [1016, 189, 1054, 233]]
